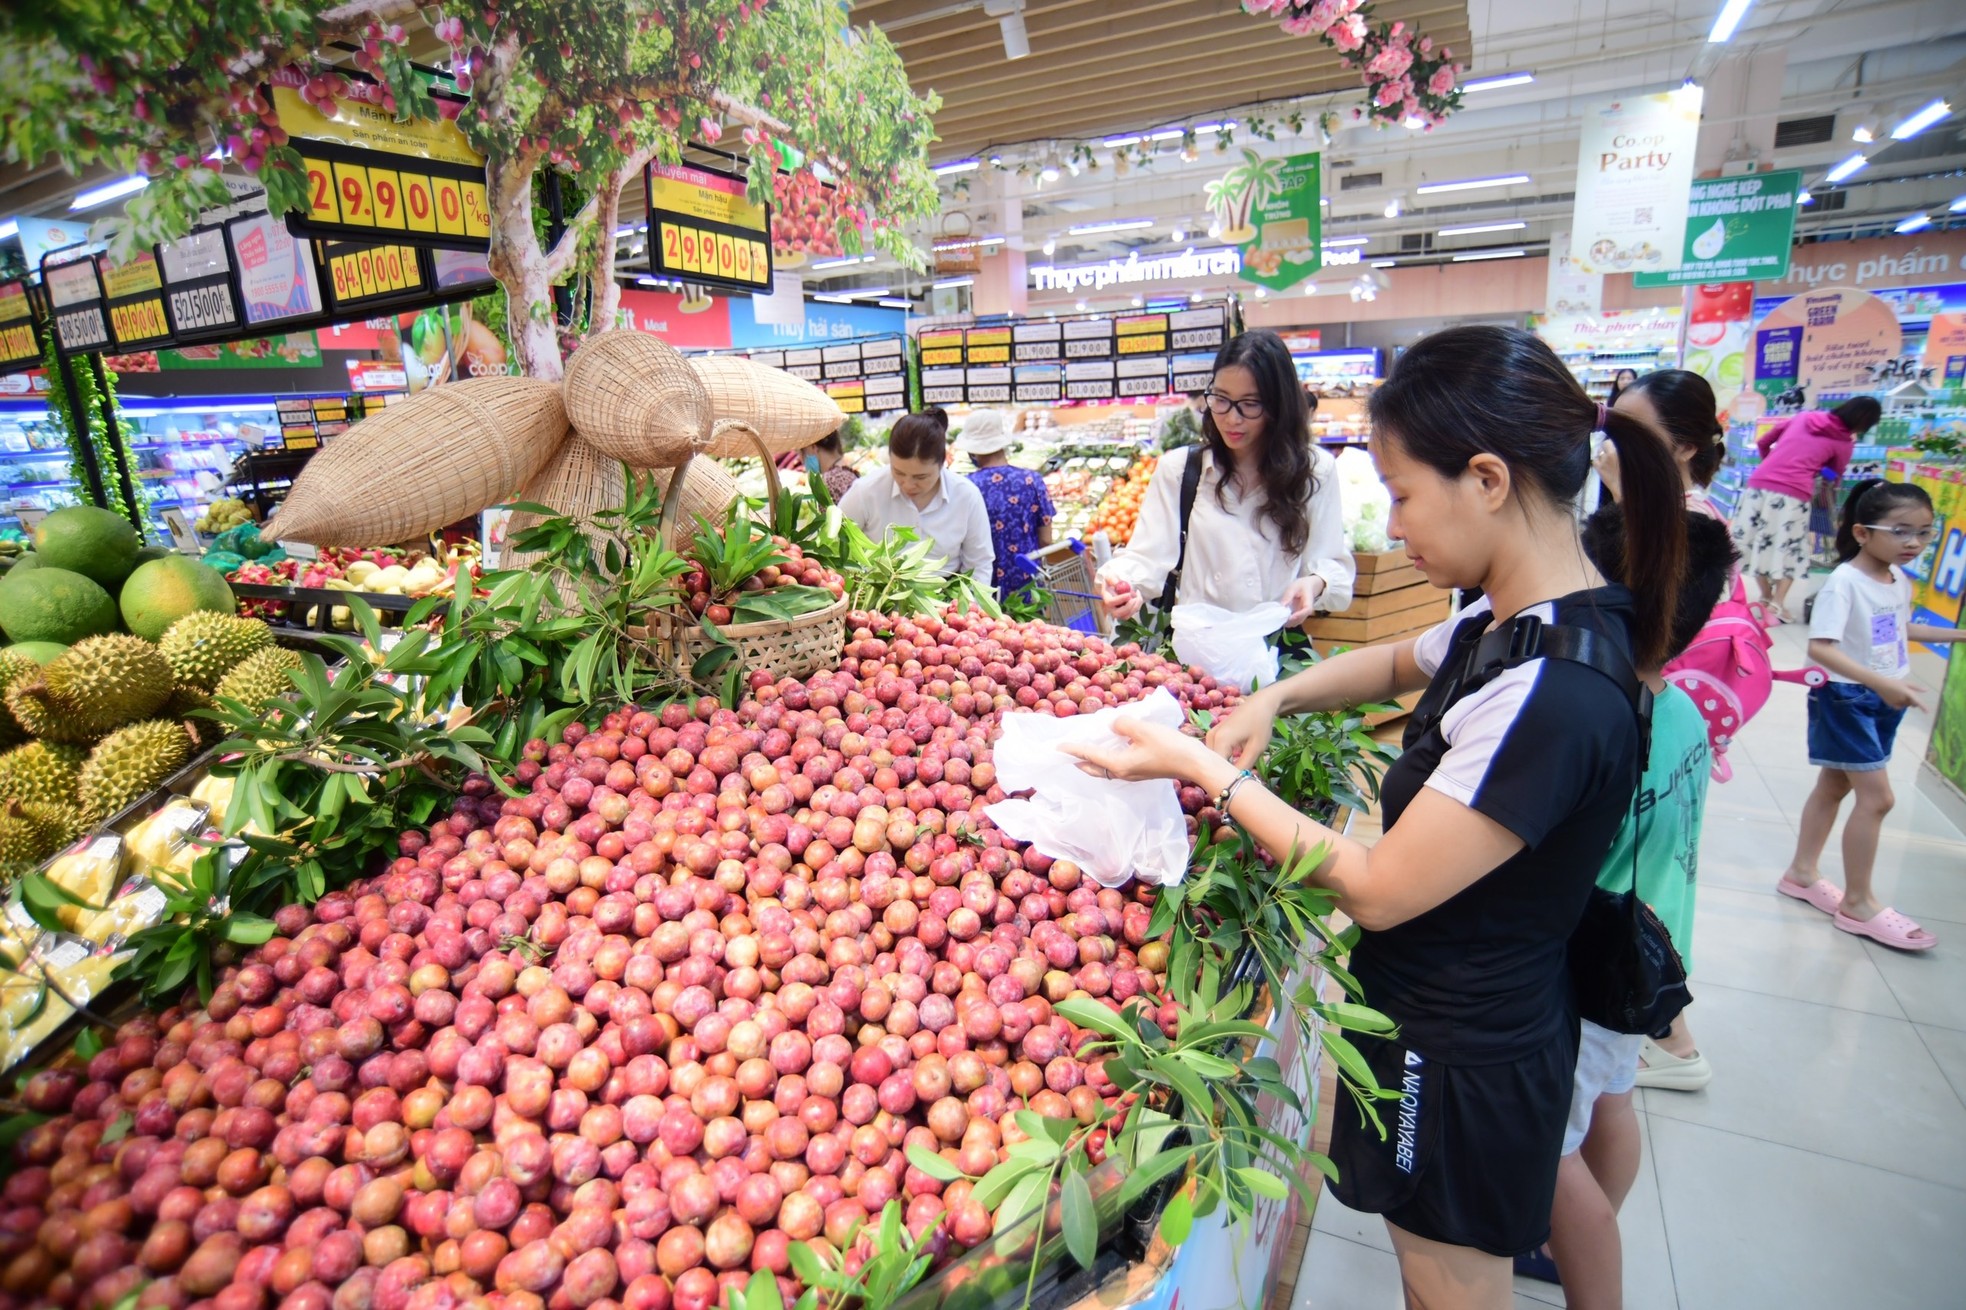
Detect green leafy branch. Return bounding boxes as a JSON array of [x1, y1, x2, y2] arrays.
[[782, 1201, 941, 1310]]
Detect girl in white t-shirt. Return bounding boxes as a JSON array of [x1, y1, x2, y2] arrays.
[[1778, 480, 1962, 951]]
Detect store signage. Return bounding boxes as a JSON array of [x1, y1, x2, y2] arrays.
[[43, 255, 111, 356], [918, 328, 963, 366], [1761, 230, 1966, 295], [1065, 359, 1117, 400], [644, 162, 773, 294], [1569, 86, 1705, 275], [965, 366, 1011, 403], [14, 218, 94, 273], [1031, 247, 1244, 293], [1535, 308, 1683, 355], [346, 359, 408, 392], [161, 333, 321, 371], [0, 282, 41, 375], [825, 380, 866, 414], [1014, 363, 1063, 403], [1171, 305, 1229, 352], [921, 367, 965, 405], [271, 66, 491, 251], [97, 250, 176, 352], [228, 213, 327, 326], [1227, 152, 1324, 292], [157, 227, 243, 343], [1751, 288, 1902, 400], [964, 326, 1011, 365], [1635, 169, 1802, 287], [320, 240, 429, 313], [1172, 353, 1215, 392], [1116, 313, 1169, 355], [1546, 231, 1604, 317]]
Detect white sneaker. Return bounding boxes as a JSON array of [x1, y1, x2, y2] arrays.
[[1634, 1035, 1711, 1092]]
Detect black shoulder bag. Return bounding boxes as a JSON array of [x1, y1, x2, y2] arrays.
[[1153, 449, 1208, 613], [1424, 613, 1692, 1037]]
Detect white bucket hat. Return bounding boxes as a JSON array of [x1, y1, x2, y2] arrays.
[[954, 408, 1014, 455]]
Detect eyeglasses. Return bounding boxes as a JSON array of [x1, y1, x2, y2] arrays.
[[1863, 524, 1938, 544], [1204, 391, 1266, 421]]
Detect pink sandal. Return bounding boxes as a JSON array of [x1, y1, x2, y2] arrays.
[[1777, 878, 1844, 916], [1833, 907, 1938, 952]]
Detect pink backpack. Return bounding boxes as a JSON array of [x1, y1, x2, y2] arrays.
[[1663, 574, 1825, 781]]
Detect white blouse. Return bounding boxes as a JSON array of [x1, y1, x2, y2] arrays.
[[1096, 445, 1355, 614], [838, 468, 996, 588]]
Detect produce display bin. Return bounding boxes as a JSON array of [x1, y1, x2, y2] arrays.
[[229, 580, 423, 631]]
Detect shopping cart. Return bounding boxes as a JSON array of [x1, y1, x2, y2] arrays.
[[1020, 538, 1110, 634]]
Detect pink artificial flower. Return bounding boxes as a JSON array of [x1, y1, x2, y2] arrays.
[[1420, 36, 1433, 54], [1368, 44, 1414, 79], [1331, 14, 1368, 50], [1308, 0, 1353, 30], [1281, 14, 1321, 34], [1375, 80, 1406, 107], [1429, 66, 1457, 96]]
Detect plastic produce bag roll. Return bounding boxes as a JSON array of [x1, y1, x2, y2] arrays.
[[985, 687, 1191, 888]]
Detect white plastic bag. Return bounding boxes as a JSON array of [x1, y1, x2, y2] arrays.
[[984, 688, 1191, 888], [1170, 601, 1291, 691]]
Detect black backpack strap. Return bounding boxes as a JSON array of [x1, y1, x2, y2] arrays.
[[1154, 449, 1208, 612]]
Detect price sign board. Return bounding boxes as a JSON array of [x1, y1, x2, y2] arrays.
[[320, 241, 429, 313], [1115, 313, 1169, 356], [964, 326, 1011, 365], [227, 213, 327, 328], [98, 250, 176, 352], [0, 282, 42, 375], [270, 66, 491, 251], [156, 227, 243, 344], [918, 329, 964, 367], [43, 254, 111, 356], [645, 162, 773, 294]]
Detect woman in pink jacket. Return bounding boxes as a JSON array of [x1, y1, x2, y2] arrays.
[[1732, 397, 1881, 617]]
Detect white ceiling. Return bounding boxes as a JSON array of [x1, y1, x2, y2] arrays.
[[812, 0, 1966, 305]]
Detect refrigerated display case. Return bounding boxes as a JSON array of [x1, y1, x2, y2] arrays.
[[0, 399, 89, 532]]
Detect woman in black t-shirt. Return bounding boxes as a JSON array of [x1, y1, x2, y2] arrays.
[[1069, 325, 1688, 1309]]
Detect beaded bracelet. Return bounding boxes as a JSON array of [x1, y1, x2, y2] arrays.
[[1214, 768, 1257, 815]]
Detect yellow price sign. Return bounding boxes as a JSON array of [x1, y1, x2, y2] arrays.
[[432, 177, 466, 236], [401, 173, 437, 233], [460, 180, 491, 238], [332, 162, 375, 226], [304, 157, 343, 223]]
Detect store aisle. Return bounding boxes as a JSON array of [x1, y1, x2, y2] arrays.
[[1292, 623, 1966, 1310]]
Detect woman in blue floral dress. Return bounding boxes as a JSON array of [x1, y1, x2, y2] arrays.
[[959, 410, 1054, 598]]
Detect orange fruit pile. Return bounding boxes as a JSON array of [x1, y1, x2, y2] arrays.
[[1086, 456, 1157, 545]]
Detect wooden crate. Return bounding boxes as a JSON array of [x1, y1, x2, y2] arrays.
[[1295, 548, 1447, 726], [1302, 592, 1451, 645]]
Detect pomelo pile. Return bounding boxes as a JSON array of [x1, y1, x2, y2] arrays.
[[0, 508, 234, 649], [0, 609, 1248, 1310]]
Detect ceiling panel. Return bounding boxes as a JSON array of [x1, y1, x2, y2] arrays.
[[856, 0, 1475, 162]]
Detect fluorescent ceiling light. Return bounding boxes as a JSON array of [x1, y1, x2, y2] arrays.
[[1796, 188, 1813, 205], [1322, 236, 1371, 247], [1416, 173, 1531, 195], [1451, 248, 1526, 261], [1894, 213, 1932, 234], [812, 294, 853, 304], [1951, 195, 1966, 213], [1851, 122, 1876, 144], [70, 175, 149, 210], [933, 159, 981, 175], [1892, 99, 1951, 140], [1370, 259, 1397, 268], [1823, 153, 1868, 184], [1194, 122, 1235, 135], [808, 254, 875, 270], [1437, 220, 1527, 237], [0, 220, 15, 242], [1067, 219, 1153, 234], [636, 276, 666, 287], [1102, 123, 1232, 148], [1253, 288, 1267, 298], [1462, 71, 1535, 92], [1708, 0, 1754, 43], [835, 287, 891, 299], [877, 298, 913, 309], [932, 277, 973, 289], [931, 236, 1005, 251]]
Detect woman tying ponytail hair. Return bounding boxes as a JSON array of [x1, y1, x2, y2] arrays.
[[1067, 325, 1687, 1308]]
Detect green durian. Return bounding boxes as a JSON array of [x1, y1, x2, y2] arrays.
[[215, 646, 305, 710], [78, 720, 191, 825], [11, 635, 173, 743], [0, 799, 80, 871], [158, 613, 274, 693], [0, 652, 38, 748], [0, 742, 84, 808]]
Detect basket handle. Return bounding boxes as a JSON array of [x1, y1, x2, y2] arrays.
[[657, 452, 697, 540], [711, 419, 781, 507]]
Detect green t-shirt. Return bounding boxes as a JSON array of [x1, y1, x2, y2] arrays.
[[1595, 685, 1708, 974]]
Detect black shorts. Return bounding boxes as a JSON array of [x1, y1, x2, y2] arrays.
[[1327, 1026, 1579, 1257]]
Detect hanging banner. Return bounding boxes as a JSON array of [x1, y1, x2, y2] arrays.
[[1546, 231, 1604, 316], [1210, 151, 1321, 292], [270, 66, 491, 251], [160, 334, 322, 370], [156, 227, 243, 344], [43, 254, 111, 356], [1751, 287, 1902, 405], [1570, 86, 1705, 275], [97, 250, 176, 352], [1635, 169, 1802, 288], [227, 213, 327, 327], [644, 161, 773, 294], [319, 241, 430, 315], [0, 282, 41, 375], [1681, 282, 1755, 416]]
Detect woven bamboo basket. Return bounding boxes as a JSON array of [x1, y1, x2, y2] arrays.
[[501, 435, 626, 605], [272, 377, 567, 544], [691, 354, 847, 457], [626, 431, 848, 683], [563, 330, 714, 468]]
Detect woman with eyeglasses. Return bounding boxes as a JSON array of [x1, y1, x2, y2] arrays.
[[1095, 330, 1353, 625]]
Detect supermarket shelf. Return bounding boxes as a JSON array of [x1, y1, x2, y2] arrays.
[[0, 449, 73, 462]]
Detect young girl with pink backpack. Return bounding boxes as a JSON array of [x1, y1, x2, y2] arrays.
[[1594, 369, 1824, 1092]]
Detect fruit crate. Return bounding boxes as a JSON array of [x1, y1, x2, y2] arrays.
[[229, 582, 423, 632], [1301, 548, 1444, 725]]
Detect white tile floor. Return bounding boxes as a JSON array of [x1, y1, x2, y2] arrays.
[[1291, 619, 1966, 1309]]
